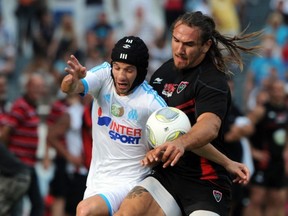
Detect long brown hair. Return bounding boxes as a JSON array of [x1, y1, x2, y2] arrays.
[[171, 11, 262, 74]]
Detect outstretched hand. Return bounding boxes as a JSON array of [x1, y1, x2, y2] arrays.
[[65, 55, 87, 79], [61, 55, 87, 93]]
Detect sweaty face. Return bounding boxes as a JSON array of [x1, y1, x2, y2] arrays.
[[172, 22, 211, 70], [112, 62, 137, 96]]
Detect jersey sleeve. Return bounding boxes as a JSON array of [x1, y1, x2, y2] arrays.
[[142, 81, 167, 115], [195, 72, 230, 120], [81, 62, 112, 96]]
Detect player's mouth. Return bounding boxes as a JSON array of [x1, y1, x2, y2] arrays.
[[174, 54, 188, 66], [117, 82, 129, 91], [175, 53, 187, 61]]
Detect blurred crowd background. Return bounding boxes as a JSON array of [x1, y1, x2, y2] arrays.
[[0, 0, 288, 216]]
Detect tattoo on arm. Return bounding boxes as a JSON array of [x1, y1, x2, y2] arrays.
[[126, 186, 148, 199]]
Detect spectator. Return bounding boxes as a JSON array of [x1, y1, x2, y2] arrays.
[[244, 34, 286, 111], [48, 13, 82, 64], [264, 11, 288, 46], [147, 33, 171, 81], [32, 9, 56, 58], [19, 54, 56, 105], [88, 12, 114, 60], [14, 0, 45, 56], [270, 0, 288, 25], [244, 80, 288, 216], [47, 94, 87, 216], [46, 90, 68, 216], [83, 30, 105, 69], [126, 5, 164, 48], [0, 74, 31, 215], [0, 73, 47, 216]]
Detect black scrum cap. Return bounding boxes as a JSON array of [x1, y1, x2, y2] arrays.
[[111, 36, 149, 92]]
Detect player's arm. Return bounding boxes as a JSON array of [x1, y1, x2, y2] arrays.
[[192, 144, 250, 184], [142, 142, 250, 184], [61, 55, 86, 94]]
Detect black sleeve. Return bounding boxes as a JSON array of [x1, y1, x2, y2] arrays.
[[194, 71, 230, 120]]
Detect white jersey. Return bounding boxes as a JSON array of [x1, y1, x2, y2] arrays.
[[81, 62, 166, 212]]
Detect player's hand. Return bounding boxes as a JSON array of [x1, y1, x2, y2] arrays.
[[62, 55, 86, 93], [65, 55, 87, 79], [225, 161, 250, 185], [141, 149, 161, 167], [152, 141, 185, 168]]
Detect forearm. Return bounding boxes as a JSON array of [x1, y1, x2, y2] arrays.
[[177, 113, 221, 151], [61, 74, 84, 94], [192, 144, 231, 168]]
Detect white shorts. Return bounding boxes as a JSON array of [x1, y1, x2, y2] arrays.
[[138, 177, 182, 216], [83, 183, 135, 216]]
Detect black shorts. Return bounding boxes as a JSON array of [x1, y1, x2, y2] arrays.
[[65, 173, 87, 215], [150, 169, 232, 216], [49, 156, 69, 197]]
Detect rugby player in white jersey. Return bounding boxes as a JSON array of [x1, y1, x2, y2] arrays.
[[62, 36, 167, 216]]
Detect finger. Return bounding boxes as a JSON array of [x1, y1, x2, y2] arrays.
[[170, 153, 181, 167], [70, 55, 85, 73], [141, 157, 148, 166], [66, 60, 86, 79], [243, 167, 250, 181], [245, 166, 250, 176], [233, 176, 246, 184], [161, 147, 173, 163], [233, 169, 249, 184], [162, 150, 178, 168], [70, 55, 79, 65], [79, 66, 87, 78], [67, 60, 77, 70], [65, 67, 75, 75], [237, 169, 246, 179], [147, 153, 155, 163], [153, 145, 166, 161], [232, 177, 240, 183]]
